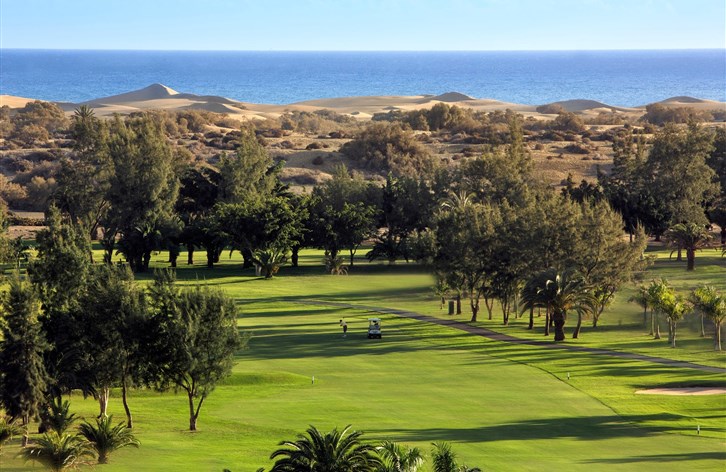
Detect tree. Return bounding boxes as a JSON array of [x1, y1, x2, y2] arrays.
[[78, 264, 147, 425], [19, 432, 93, 472], [654, 287, 689, 348], [646, 279, 671, 340], [148, 271, 242, 431], [102, 115, 181, 271], [377, 440, 425, 472], [520, 269, 591, 341], [78, 415, 140, 464], [307, 167, 378, 265], [434, 202, 502, 322], [0, 274, 49, 445], [572, 201, 648, 326], [269, 425, 381, 472], [664, 223, 713, 271], [629, 286, 651, 332], [28, 208, 94, 401], [691, 286, 726, 351], [218, 130, 278, 204]]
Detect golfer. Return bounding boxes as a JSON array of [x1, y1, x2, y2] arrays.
[[339, 319, 348, 337]]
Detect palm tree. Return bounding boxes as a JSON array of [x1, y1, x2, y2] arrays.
[[270, 425, 380, 472], [77, 415, 140, 464], [652, 285, 689, 348], [377, 440, 425, 472], [440, 190, 475, 212], [40, 398, 78, 435], [520, 268, 590, 341], [664, 223, 712, 271], [0, 417, 23, 452], [692, 286, 726, 350], [629, 286, 650, 332], [430, 442, 480, 472], [646, 279, 670, 339], [20, 432, 93, 472]]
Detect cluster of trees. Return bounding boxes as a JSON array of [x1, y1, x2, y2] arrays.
[[0, 209, 242, 448], [632, 282, 726, 350], [426, 121, 648, 340]]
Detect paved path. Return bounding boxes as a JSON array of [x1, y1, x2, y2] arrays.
[[296, 300, 726, 374]]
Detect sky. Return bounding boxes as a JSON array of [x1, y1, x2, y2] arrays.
[[1, 0, 724, 50]]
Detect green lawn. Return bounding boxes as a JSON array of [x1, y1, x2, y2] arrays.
[[2, 246, 725, 471]]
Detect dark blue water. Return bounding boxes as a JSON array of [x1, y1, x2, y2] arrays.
[[1, 50, 724, 107]]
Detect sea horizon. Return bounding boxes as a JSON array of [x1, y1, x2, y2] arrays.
[[1, 49, 725, 107]]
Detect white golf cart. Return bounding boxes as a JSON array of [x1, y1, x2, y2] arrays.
[[367, 318, 382, 339]]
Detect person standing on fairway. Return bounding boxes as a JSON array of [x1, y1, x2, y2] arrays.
[[339, 319, 348, 337]]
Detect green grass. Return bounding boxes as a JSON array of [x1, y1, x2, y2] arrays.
[[3, 246, 725, 471]]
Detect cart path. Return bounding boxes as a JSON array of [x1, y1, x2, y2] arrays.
[[295, 300, 726, 374]]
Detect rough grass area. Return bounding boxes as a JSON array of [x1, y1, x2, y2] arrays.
[[2, 246, 724, 471]]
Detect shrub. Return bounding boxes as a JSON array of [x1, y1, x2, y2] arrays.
[[306, 142, 324, 150], [536, 103, 566, 114]]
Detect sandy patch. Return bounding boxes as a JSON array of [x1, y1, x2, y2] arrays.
[[635, 387, 726, 396]]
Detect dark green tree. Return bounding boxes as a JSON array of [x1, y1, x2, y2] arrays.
[[148, 271, 242, 431], [0, 274, 49, 445]]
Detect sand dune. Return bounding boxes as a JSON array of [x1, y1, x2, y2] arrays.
[[1, 95, 39, 108], [3, 85, 724, 121]]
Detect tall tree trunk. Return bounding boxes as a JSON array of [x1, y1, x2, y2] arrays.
[[544, 307, 550, 336], [484, 297, 494, 320], [501, 297, 510, 325], [649, 309, 654, 336], [188, 392, 197, 431], [349, 248, 356, 267], [671, 322, 677, 348], [206, 248, 215, 269], [241, 248, 254, 269], [643, 306, 648, 328], [676, 247, 682, 261], [291, 245, 299, 267], [552, 310, 566, 342], [470, 296, 479, 322], [686, 248, 695, 271], [98, 387, 110, 418], [122, 377, 133, 428], [22, 414, 29, 447], [721, 227, 726, 247], [654, 312, 661, 339], [573, 311, 583, 339], [700, 314, 706, 337], [456, 295, 461, 315], [528, 307, 534, 330], [187, 244, 195, 265], [715, 322, 722, 351]]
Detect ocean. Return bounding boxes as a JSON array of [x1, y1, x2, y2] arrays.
[[1, 49, 724, 107]]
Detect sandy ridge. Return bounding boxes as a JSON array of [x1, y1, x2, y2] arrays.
[[3, 84, 725, 120]]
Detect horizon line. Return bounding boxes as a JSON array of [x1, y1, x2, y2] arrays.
[[2, 47, 725, 53]]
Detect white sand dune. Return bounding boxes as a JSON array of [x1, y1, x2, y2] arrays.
[[3, 85, 724, 121], [540, 99, 636, 113]]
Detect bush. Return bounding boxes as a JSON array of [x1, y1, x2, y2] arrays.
[[641, 103, 712, 125], [306, 142, 324, 150], [339, 123, 435, 176], [536, 103, 566, 114], [312, 155, 325, 165], [564, 144, 590, 154]]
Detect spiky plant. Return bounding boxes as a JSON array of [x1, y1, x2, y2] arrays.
[[0, 417, 24, 452], [77, 415, 140, 464], [20, 432, 93, 471], [41, 398, 78, 435], [377, 440, 425, 472]]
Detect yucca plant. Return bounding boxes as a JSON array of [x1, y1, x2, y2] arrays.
[[20, 432, 93, 471], [78, 415, 140, 464]]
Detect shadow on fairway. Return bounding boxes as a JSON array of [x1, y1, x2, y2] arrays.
[[374, 413, 696, 443], [581, 452, 726, 464]]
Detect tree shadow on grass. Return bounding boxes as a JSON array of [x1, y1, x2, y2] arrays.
[[581, 452, 726, 464], [373, 413, 695, 443]]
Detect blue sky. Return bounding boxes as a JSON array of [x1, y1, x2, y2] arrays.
[[1, 0, 724, 50]]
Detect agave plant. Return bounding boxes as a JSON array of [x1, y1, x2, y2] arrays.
[[20, 432, 93, 472], [77, 415, 140, 464], [325, 255, 349, 275], [430, 442, 480, 472]]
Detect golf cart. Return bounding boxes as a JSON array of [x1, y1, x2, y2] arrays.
[[367, 318, 382, 339]]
